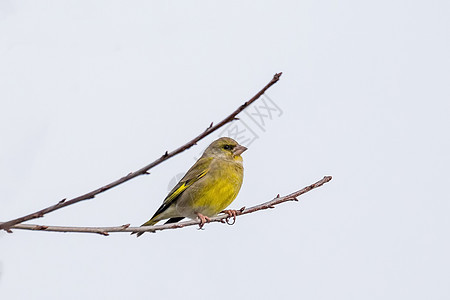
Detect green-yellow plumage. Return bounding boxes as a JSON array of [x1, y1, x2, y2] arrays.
[[134, 137, 247, 236]]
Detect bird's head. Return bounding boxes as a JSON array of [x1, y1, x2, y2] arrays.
[[203, 137, 247, 161]]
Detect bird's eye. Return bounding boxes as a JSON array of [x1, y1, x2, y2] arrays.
[[223, 145, 232, 150]]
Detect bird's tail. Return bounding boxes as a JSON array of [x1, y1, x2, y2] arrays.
[[131, 218, 158, 237]]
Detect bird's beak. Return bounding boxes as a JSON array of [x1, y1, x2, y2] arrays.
[[233, 145, 247, 156]]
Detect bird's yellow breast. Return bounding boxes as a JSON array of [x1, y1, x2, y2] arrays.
[[175, 159, 243, 218]]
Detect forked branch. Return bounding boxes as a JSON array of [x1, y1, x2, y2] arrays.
[[10, 176, 332, 236], [0, 73, 282, 232]]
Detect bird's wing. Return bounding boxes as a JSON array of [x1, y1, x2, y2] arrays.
[[150, 156, 213, 220]]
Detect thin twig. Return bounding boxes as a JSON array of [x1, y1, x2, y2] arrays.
[[9, 176, 332, 235], [0, 73, 282, 232]]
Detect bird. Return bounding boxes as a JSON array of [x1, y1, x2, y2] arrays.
[[133, 137, 247, 237]]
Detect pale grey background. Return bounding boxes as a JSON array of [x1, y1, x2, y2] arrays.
[[1, 1, 449, 299]]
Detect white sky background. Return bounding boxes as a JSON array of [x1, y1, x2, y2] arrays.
[[1, 1, 449, 299]]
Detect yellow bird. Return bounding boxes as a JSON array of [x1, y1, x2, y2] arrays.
[[134, 137, 247, 237]]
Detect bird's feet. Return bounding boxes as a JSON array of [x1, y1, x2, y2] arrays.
[[221, 209, 240, 225], [196, 213, 211, 229]]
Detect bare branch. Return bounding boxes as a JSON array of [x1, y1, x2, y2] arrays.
[[9, 176, 332, 235], [0, 73, 282, 232]]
